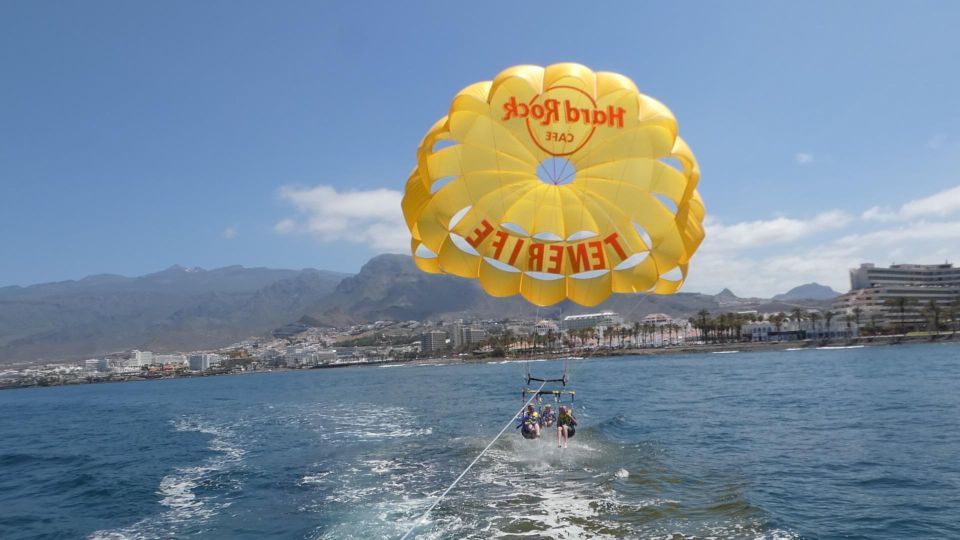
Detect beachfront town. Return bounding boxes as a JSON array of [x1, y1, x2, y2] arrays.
[[2, 262, 959, 390]]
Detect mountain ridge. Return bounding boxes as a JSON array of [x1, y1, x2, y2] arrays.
[[773, 282, 841, 301], [0, 265, 348, 364], [0, 257, 838, 365]]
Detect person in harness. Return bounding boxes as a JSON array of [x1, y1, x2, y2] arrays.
[[519, 404, 541, 439], [557, 405, 577, 448], [539, 404, 557, 428]]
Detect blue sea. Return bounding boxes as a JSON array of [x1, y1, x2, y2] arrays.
[[1, 342, 959, 539]]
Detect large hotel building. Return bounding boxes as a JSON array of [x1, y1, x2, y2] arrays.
[[834, 263, 960, 328]]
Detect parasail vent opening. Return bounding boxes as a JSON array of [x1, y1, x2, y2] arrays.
[[536, 157, 576, 186], [430, 176, 456, 194]]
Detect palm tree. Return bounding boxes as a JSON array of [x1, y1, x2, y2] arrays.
[[869, 313, 882, 335], [852, 306, 863, 330], [808, 312, 822, 339], [884, 297, 911, 335], [824, 310, 836, 340], [730, 313, 740, 342], [697, 309, 710, 343], [573, 328, 583, 347], [771, 313, 785, 341], [791, 308, 805, 339], [950, 298, 960, 335], [502, 329, 515, 353], [922, 299, 942, 333]]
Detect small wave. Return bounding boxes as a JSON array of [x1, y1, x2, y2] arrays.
[[711, 350, 740, 354], [488, 358, 551, 365], [615, 468, 629, 479], [649, 524, 800, 540], [300, 454, 444, 538], [817, 345, 865, 350], [362, 459, 395, 475], [89, 417, 246, 540], [314, 404, 433, 442]]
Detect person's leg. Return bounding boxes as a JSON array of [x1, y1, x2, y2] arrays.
[[557, 425, 563, 447]]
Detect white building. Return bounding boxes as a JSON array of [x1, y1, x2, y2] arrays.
[[799, 316, 858, 340], [283, 346, 336, 368], [836, 263, 960, 329], [128, 350, 153, 368], [534, 320, 559, 335], [637, 313, 692, 345], [562, 312, 623, 332], [741, 315, 857, 341], [153, 354, 187, 366], [742, 321, 774, 342], [421, 330, 449, 353], [189, 353, 221, 371], [450, 322, 463, 349], [641, 313, 673, 325], [741, 319, 802, 342], [459, 327, 487, 346]]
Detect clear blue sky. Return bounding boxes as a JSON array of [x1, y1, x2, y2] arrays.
[[2, 1, 959, 296]]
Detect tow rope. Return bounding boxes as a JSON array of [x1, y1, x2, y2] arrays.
[[399, 380, 548, 539]]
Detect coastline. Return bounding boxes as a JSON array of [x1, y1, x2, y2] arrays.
[[400, 331, 959, 368], [3, 333, 956, 391]]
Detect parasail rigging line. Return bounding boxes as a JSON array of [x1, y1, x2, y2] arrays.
[[398, 379, 548, 540]]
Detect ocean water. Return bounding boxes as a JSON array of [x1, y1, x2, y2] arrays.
[[1, 343, 959, 539]]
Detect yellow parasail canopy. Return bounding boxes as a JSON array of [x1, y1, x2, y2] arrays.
[[401, 63, 705, 307]]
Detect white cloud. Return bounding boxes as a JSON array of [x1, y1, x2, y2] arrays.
[[686, 202, 960, 297], [704, 210, 852, 249], [689, 221, 960, 297], [685, 243, 859, 298], [269, 183, 960, 298], [861, 185, 960, 221], [836, 219, 960, 248], [794, 152, 814, 165], [275, 184, 408, 252], [222, 226, 237, 240]]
